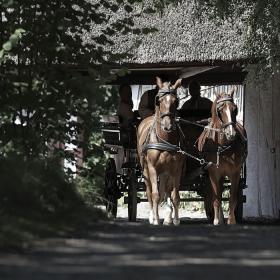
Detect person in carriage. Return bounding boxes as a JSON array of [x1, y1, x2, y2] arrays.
[[180, 80, 212, 121], [178, 80, 213, 194], [117, 84, 138, 150], [178, 79, 212, 157], [138, 74, 170, 120], [118, 84, 134, 127]]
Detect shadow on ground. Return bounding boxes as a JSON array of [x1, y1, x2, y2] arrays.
[[1, 218, 280, 280]]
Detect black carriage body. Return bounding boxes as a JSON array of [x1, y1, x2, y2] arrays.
[[101, 115, 143, 221]]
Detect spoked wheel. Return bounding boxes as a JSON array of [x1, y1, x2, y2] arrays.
[[128, 170, 137, 222], [104, 158, 119, 218], [203, 179, 214, 223]]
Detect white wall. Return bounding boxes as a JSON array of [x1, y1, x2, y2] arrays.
[[244, 72, 280, 218]]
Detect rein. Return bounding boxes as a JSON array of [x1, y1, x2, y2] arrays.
[[177, 96, 237, 134], [176, 117, 221, 132]]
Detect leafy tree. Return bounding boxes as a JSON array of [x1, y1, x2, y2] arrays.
[[0, 0, 161, 157], [0, 0, 162, 209]]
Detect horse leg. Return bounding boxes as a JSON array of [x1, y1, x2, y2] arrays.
[[171, 187, 180, 226], [161, 175, 172, 226], [147, 164, 160, 225], [228, 173, 240, 225], [143, 166, 153, 224], [209, 173, 222, 225], [163, 192, 173, 226]]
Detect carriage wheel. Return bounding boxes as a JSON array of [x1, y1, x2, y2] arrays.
[[203, 179, 214, 223], [104, 158, 118, 218], [235, 184, 243, 223], [204, 195, 214, 223], [128, 170, 137, 222]]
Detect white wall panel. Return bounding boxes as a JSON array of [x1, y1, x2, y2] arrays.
[[244, 72, 280, 218]]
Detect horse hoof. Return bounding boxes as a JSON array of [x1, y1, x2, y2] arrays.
[[163, 219, 173, 226], [153, 220, 160, 226], [227, 219, 236, 225], [149, 211, 154, 224], [213, 219, 219, 226], [173, 219, 180, 226]]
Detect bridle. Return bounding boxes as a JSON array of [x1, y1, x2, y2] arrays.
[[216, 95, 237, 129], [157, 88, 178, 120]]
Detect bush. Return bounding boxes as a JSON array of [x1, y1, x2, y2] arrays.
[[0, 154, 84, 216]]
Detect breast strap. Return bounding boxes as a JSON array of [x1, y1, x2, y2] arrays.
[[142, 142, 180, 154]]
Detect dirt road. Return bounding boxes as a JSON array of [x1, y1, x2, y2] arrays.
[[1, 218, 280, 280]]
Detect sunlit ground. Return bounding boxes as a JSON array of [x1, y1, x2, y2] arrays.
[[117, 202, 207, 220]]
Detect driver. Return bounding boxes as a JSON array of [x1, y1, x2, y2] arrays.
[[181, 80, 212, 120], [138, 74, 170, 119]]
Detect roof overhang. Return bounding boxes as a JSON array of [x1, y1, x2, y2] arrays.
[[109, 63, 247, 85]]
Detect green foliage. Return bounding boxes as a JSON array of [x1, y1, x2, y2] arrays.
[[0, 0, 162, 224], [0, 154, 82, 215], [0, 153, 107, 250], [0, 28, 25, 63], [0, 0, 158, 158]]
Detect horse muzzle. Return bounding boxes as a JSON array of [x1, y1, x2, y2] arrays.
[[224, 124, 236, 141], [162, 123, 176, 133], [160, 112, 176, 132]]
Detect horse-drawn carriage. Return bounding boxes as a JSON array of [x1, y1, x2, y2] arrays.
[[102, 81, 247, 224]]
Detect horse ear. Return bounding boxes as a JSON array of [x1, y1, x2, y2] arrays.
[[156, 76, 163, 89], [214, 91, 221, 98], [228, 86, 237, 97], [171, 79, 182, 90]]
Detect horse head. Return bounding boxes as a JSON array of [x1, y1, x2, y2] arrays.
[[214, 87, 238, 141], [155, 77, 181, 133]]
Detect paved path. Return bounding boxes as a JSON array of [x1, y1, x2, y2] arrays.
[[1, 219, 280, 280]]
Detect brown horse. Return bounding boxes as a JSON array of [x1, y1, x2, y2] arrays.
[[197, 88, 247, 225], [137, 77, 184, 225]]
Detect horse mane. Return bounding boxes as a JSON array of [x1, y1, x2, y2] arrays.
[[211, 93, 222, 121]]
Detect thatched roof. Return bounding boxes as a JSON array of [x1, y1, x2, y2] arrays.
[[86, 0, 250, 65]]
